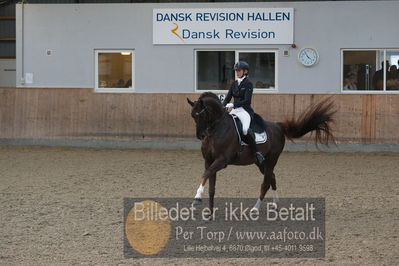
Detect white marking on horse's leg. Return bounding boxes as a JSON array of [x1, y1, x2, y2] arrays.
[[251, 198, 262, 212], [273, 190, 279, 204], [195, 184, 205, 199]]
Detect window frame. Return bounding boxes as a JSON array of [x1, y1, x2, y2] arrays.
[[94, 49, 135, 93], [194, 49, 278, 94], [341, 48, 399, 94]]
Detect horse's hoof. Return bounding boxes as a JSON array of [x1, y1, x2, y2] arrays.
[[250, 207, 259, 213], [192, 198, 202, 205], [204, 214, 213, 221], [203, 210, 214, 221], [270, 202, 278, 211]]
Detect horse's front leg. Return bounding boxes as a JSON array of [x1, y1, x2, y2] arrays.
[[207, 173, 216, 218], [193, 157, 227, 210], [193, 160, 211, 205]]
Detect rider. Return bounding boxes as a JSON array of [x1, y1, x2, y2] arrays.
[[223, 61, 265, 165]]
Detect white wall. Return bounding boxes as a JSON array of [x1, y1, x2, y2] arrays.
[[0, 59, 16, 87], [16, 1, 399, 93]]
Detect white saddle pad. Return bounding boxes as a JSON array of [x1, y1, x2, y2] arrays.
[[231, 114, 268, 145], [241, 131, 268, 146]]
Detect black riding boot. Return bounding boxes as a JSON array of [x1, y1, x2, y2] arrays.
[[246, 128, 265, 165]]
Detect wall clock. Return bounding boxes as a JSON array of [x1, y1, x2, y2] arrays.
[[298, 47, 319, 67]]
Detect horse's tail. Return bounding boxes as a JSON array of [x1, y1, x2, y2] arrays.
[[278, 97, 336, 145]]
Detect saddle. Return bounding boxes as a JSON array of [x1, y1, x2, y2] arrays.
[[231, 113, 268, 145]]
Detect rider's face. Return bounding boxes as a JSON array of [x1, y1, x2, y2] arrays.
[[235, 69, 245, 78]]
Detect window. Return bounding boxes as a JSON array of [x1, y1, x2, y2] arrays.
[[196, 50, 277, 91], [386, 50, 399, 91], [95, 50, 134, 93], [342, 49, 399, 92], [239, 51, 276, 89], [196, 51, 235, 91]]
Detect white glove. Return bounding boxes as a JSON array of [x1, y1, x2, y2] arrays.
[[226, 103, 234, 108]]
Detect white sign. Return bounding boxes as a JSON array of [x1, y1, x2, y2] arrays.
[[153, 8, 294, 45], [25, 73, 33, 84]]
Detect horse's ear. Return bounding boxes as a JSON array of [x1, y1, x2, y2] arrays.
[[187, 98, 195, 106]]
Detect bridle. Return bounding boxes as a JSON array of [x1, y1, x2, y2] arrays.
[[194, 105, 219, 140], [195, 106, 208, 117]]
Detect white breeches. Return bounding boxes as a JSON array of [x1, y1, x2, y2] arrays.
[[230, 107, 251, 135]]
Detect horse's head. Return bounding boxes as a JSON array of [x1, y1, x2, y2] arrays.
[[187, 92, 224, 139], [187, 98, 205, 124]]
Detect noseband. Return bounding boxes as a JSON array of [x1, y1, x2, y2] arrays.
[[195, 106, 208, 117]]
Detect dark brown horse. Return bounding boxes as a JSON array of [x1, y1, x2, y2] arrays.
[[187, 92, 335, 215]]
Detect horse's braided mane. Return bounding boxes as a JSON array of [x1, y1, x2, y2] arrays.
[[199, 92, 221, 102], [199, 92, 224, 117]]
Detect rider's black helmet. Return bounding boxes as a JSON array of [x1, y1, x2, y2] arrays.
[[234, 61, 250, 72]]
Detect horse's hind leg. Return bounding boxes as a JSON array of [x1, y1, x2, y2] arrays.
[[251, 168, 272, 211], [252, 163, 278, 211], [271, 173, 277, 190], [270, 173, 279, 204]]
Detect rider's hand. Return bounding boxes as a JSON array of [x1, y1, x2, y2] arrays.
[[226, 103, 234, 113]]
